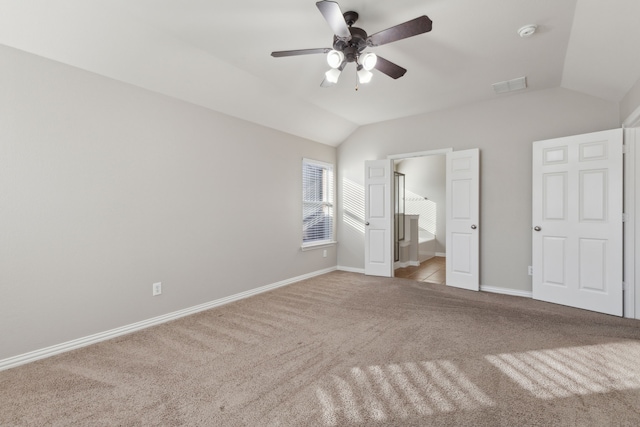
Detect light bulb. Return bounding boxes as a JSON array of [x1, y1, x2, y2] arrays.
[[326, 50, 344, 69], [361, 52, 377, 71]]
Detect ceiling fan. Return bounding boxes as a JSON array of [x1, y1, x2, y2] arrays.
[[271, 1, 433, 87]]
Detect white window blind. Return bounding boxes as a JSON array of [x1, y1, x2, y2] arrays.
[[302, 158, 334, 246]]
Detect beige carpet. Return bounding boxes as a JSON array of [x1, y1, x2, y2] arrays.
[[2, 271, 640, 426]]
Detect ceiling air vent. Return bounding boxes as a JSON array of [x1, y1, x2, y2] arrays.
[[492, 76, 527, 94]]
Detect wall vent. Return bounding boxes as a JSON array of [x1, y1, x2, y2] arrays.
[[492, 76, 527, 94]]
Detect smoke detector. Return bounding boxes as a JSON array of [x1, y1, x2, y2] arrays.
[[518, 25, 537, 38]]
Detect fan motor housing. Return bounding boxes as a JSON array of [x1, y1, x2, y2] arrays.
[[333, 27, 368, 62]]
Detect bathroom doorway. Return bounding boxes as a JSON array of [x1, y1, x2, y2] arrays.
[[392, 152, 447, 284], [364, 148, 479, 290]]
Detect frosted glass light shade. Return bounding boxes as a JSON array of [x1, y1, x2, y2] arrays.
[[325, 68, 341, 84], [361, 52, 377, 71], [326, 50, 345, 68], [357, 68, 373, 84]]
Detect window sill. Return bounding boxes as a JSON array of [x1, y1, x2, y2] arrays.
[[300, 241, 338, 251]]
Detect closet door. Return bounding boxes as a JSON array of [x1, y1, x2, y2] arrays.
[[532, 129, 623, 316]]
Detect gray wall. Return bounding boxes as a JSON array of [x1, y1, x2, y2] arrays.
[[621, 76, 640, 124], [0, 45, 336, 360], [395, 156, 446, 253], [337, 87, 619, 292]]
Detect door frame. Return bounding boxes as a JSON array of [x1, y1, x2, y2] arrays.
[[623, 126, 636, 318], [623, 106, 640, 319], [387, 148, 453, 278]]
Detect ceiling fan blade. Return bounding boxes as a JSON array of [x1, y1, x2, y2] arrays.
[[367, 16, 433, 47], [374, 56, 407, 79], [271, 48, 332, 58], [316, 1, 351, 39]]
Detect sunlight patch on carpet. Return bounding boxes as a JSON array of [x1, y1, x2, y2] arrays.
[[485, 341, 640, 399], [316, 360, 495, 425]]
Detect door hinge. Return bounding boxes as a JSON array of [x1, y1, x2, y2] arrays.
[[622, 144, 627, 154], [623, 213, 629, 222], [623, 281, 628, 291]]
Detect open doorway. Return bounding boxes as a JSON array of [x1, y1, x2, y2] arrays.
[[364, 149, 478, 290], [391, 153, 447, 285]]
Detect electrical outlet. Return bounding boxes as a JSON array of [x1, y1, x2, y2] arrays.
[[323, 249, 327, 258], [153, 282, 162, 296], [528, 266, 533, 276]]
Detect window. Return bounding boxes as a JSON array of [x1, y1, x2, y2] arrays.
[[302, 158, 334, 247]]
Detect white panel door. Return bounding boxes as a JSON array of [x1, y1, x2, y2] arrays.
[[364, 159, 393, 277], [446, 149, 480, 291], [532, 129, 623, 316]]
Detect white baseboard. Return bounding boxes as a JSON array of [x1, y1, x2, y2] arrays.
[[480, 285, 532, 298], [436, 252, 446, 257], [0, 267, 337, 372], [337, 266, 365, 274]]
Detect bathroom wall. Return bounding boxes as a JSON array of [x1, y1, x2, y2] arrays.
[[395, 155, 446, 254]]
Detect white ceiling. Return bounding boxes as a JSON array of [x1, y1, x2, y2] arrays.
[[1, 0, 640, 146]]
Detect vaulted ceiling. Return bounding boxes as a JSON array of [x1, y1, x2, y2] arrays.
[[1, 0, 639, 146]]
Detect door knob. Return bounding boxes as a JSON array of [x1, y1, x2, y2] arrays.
[[534, 226, 541, 231], [471, 224, 477, 229], [365, 222, 370, 226]]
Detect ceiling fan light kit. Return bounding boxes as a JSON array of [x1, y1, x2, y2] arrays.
[[271, 0, 433, 89]]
